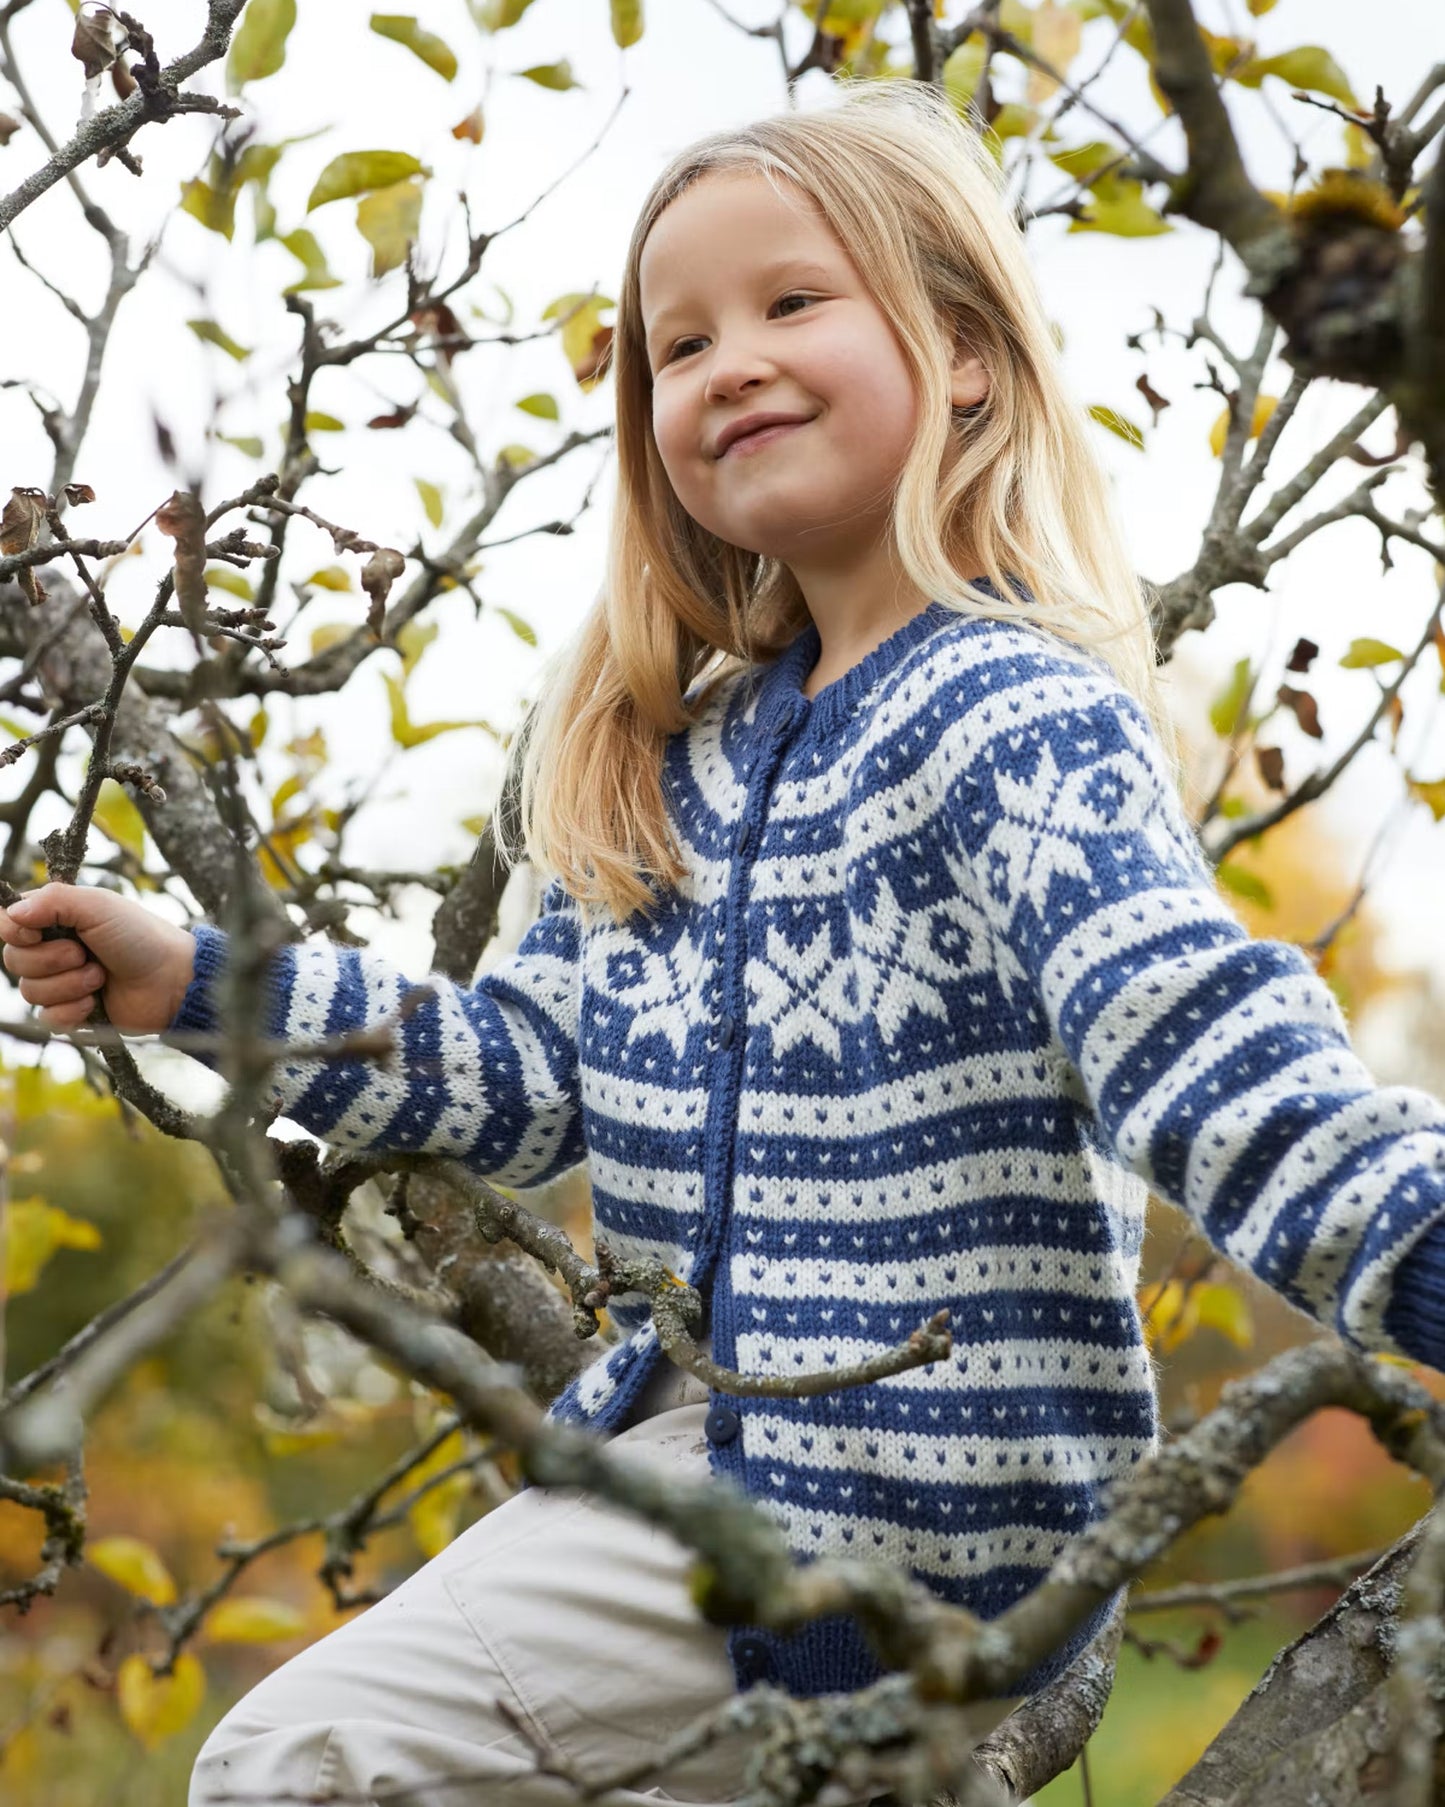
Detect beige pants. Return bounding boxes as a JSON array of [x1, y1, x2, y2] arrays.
[[190, 1402, 1016, 1806]]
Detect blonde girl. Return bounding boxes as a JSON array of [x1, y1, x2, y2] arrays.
[[5, 81, 1444, 1807]]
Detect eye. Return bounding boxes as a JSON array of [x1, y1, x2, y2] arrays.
[[662, 292, 820, 365]]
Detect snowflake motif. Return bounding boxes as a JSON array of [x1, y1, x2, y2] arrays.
[[607, 923, 707, 1058], [746, 923, 857, 1059], [981, 739, 1160, 930], [852, 874, 993, 1042]]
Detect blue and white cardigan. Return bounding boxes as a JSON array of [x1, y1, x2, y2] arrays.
[[171, 599, 1445, 1701]]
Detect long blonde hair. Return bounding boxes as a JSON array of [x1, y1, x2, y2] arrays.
[[509, 81, 1171, 925]]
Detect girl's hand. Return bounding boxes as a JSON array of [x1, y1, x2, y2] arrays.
[[0, 882, 197, 1035]]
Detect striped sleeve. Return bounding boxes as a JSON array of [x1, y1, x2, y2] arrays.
[[167, 881, 584, 1189], [937, 660, 1445, 1367]]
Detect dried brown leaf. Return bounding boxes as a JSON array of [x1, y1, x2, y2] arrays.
[[1284, 636, 1319, 674], [0, 112, 21, 147], [1276, 683, 1323, 739], [1255, 745, 1286, 792], [361, 548, 406, 636], [71, 8, 120, 81]]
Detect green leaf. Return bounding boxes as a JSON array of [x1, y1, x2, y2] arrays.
[[305, 411, 346, 433], [942, 35, 986, 114], [279, 228, 342, 293], [497, 444, 536, 469], [217, 434, 265, 458], [1339, 637, 1405, 668], [370, 14, 458, 80], [179, 177, 236, 240], [495, 606, 536, 647], [469, 0, 537, 25], [1208, 656, 1253, 738], [1235, 46, 1357, 108], [205, 565, 254, 599], [303, 566, 352, 592], [515, 392, 559, 421], [415, 478, 444, 527], [356, 178, 424, 278], [187, 319, 250, 362], [610, 0, 644, 48], [517, 59, 580, 91], [1408, 777, 1445, 822], [1088, 405, 1144, 450], [1216, 862, 1272, 908], [307, 151, 427, 212], [1068, 182, 1172, 237], [227, 0, 297, 92]]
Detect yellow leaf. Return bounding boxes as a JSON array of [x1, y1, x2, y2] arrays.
[[5, 1197, 103, 1295], [248, 707, 269, 750], [116, 1652, 205, 1750], [357, 177, 424, 279], [309, 622, 353, 657], [1409, 777, 1445, 822], [1140, 1278, 1198, 1354], [92, 779, 147, 860], [415, 478, 444, 527], [227, 0, 296, 91], [541, 291, 616, 391], [204, 564, 254, 599], [204, 1596, 307, 1642], [89, 1535, 177, 1605], [303, 565, 352, 592], [397, 620, 438, 676], [1191, 1282, 1254, 1349], [1028, 0, 1081, 103], [405, 1426, 469, 1558], [942, 34, 986, 113], [383, 672, 494, 748], [1209, 393, 1277, 457]]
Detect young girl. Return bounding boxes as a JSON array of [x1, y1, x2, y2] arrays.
[[5, 80, 1445, 1807]]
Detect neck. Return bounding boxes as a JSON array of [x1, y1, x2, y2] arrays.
[[786, 538, 934, 700]]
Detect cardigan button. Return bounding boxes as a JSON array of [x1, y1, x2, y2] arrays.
[[734, 818, 751, 855], [718, 1014, 736, 1049], [734, 1634, 772, 1686], [705, 1402, 741, 1446]]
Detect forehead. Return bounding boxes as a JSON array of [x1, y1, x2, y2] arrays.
[[638, 171, 844, 326]]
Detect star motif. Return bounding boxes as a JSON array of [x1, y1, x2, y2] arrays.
[[746, 923, 856, 1059], [852, 874, 994, 1042], [609, 923, 707, 1058]]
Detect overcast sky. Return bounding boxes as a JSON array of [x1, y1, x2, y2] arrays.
[[0, 0, 1440, 1100]]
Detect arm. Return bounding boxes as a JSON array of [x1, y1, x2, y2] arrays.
[[169, 880, 584, 1190], [932, 640, 1445, 1370]]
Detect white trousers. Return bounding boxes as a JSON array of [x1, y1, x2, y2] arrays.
[[190, 1402, 1016, 1806]]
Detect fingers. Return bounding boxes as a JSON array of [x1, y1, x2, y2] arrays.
[[0, 904, 44, 951], [18, 961, 105, 1011], [2, 936, 87, 981]]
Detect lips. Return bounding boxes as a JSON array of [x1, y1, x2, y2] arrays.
[[716, 416, 813, 459]]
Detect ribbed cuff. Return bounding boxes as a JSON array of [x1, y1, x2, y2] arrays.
[[167, 923, 294, 1064], [1383, 1218, 1445, 1373]]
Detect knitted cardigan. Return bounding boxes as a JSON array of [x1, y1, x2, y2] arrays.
[[170, 598, 1445, 1702]]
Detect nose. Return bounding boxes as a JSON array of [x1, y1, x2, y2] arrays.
[[702, 331, 777, 405]]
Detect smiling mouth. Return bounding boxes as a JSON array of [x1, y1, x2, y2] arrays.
[[719, 419, 811, 459]]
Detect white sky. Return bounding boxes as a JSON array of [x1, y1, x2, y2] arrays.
[[0, 0, 1442, 1100]]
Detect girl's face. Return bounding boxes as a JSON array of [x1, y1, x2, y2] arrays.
[[639, 171, 975, 569]]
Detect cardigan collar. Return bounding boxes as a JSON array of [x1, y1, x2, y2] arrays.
[[756, 595, 961, 740]]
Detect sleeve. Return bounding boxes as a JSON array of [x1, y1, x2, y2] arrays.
[[167, 880, 585, 1190], [934, 647, 1445, 1370]]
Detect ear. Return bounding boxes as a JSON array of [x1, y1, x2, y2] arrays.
[[949, 349, 989, 411]]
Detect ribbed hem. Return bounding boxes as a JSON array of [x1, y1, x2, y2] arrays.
[[1383, 1218, 1445, 1372], [726, 1590, 1118, 1700]]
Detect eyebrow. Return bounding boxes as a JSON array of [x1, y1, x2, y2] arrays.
[[644, 258, 837, 346]]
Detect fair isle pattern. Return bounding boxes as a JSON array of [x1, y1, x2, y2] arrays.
[[171, 598, 1445, 1703]]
